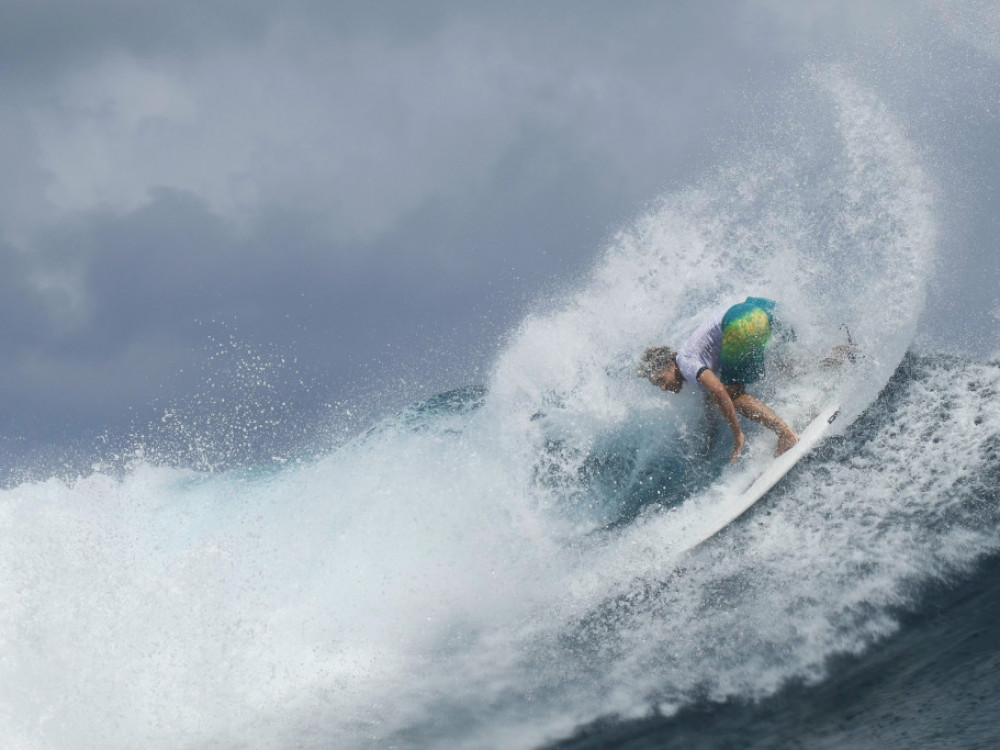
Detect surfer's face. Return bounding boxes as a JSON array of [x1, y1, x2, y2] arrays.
[[651, 363, 682, 393]]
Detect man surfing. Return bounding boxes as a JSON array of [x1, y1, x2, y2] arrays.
[[638, 297, 798, 465]]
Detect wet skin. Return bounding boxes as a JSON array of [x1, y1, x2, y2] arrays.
[[651, 363, 799, 463]]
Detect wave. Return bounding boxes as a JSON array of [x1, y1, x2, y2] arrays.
[[2, 71, 986, 750]]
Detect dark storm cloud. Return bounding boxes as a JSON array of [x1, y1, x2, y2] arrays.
[[0, 1, 264, 81], [0, 0, 640, 81], [0, 125, 626, 441], [4, 0, 789, 232], [0, 0, 803, 445]]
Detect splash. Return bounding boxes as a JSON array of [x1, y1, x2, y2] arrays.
[[489, 68, 936, 520], [0, 73, 958, 750]]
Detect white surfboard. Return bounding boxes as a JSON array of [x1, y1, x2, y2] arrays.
[[686, 403, 841, 548]]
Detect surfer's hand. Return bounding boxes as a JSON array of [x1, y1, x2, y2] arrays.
[[730, 431, 746, 465]]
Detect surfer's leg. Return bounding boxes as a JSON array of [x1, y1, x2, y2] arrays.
[[725, 386, 799, 456]]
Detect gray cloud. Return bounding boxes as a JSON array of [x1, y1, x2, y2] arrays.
[[10, 1, 784, 239]]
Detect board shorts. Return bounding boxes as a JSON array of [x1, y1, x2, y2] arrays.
[[719, 297, 775, 385]]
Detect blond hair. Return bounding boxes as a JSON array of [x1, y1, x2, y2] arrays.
[[637, 346, 676, 380]]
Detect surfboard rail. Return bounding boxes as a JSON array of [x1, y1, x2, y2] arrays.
[[685, 403, 841, 549]]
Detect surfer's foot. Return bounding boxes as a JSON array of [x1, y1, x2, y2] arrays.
[[775, 431, 799, 457]]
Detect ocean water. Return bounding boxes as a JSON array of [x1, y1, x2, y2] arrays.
[[3, 70, 1000, 749]]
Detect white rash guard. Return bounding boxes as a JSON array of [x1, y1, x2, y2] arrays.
[[675, 304, 730, 386]]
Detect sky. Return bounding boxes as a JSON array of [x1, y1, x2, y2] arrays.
[[0, 0, 998, 466]]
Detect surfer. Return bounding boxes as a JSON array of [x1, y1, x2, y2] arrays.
[[638, 297, 798, 465]]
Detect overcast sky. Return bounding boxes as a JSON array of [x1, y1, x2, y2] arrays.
[[0, 0, 997, 465]]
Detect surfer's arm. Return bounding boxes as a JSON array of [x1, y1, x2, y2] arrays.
[[697, 369, 745, 464]]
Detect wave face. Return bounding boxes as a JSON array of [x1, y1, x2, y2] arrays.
[[5, 72, 996, 750]]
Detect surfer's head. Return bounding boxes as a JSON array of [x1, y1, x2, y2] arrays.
[[638, 347, 683, 393]]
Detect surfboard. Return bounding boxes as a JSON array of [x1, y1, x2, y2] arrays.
[[686, 403, 841, 548]]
